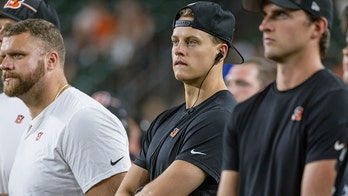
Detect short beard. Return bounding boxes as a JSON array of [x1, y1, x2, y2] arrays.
[[3, 59, 45, 97]]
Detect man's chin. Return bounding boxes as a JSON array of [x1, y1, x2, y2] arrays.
[[3, 91, 16, 97], [3, 86, 20, 97]]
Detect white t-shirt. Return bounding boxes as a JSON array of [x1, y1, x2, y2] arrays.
[[8, 87, 131, 195], [0, 93, 30, 194]]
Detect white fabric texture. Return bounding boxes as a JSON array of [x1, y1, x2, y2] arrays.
[[0, 93, 30, 194], [8, 87, 131, 195]]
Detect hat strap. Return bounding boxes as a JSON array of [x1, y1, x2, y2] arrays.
[[174, 20, 193, 28]]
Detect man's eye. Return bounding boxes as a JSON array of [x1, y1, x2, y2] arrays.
[[172, 40, 179, 46], [275, 11, 288, 18], [13, 54, 24, 59], [188, 40, 198, 46]]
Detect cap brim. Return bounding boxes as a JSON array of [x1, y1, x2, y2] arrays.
[[0, 11, 20, 21], [226, 45, 244, 64], [243, 0, 300, 12]]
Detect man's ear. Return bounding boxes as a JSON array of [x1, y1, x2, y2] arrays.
[[218, 43, 229, 61], [311, 17, 328, 39], [46, 50, 59, 71]]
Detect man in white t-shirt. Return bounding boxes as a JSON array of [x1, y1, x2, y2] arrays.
[[0, 9, 131, 196], [0, 0, 61, 195]]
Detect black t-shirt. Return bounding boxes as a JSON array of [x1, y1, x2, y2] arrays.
[[135, 90, 236, 195], [222, 69, 348, 196]]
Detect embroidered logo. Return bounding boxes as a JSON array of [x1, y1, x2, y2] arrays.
[[15, 114, 25, 124], [291, 106, 304, 121], [110, 156, 124, 166], [334, 141, 345, 151], [35, 131, 44, 141], [4, 0, 22, 9], [4, 0, 37, 13], [190, 149, 206, 155], [170, 128, 179, 138], [311, 1, 320, 12]]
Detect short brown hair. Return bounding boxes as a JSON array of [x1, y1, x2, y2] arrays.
[[4, 18, 66, 66], [306, 13, 330, 58]]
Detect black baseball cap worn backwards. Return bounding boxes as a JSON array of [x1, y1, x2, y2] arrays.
[[0, 0, 60, 29], [173, 1, 244, 64], [243, 0, 333, 28]]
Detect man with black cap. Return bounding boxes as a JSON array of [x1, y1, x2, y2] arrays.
[[116, 1, 243, 195], [0, 0, 59, 195], [218, 0, 348, 196]]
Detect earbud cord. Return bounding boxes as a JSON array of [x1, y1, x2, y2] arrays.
[[189, 60, 217, 109]]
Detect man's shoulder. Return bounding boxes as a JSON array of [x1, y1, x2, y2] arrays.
[[313, 69, 347, 89], [201, 90, 237, 113]]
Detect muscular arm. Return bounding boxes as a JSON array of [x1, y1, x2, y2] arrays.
[[130, 160, 206, 196], [86, 172, 127, 196], [301, 159, 337, 196], [217, 170, 238, 196]]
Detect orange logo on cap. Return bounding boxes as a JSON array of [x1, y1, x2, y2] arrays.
[[4, 0, 23, 9]]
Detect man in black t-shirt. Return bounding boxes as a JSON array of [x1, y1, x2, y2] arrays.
[[116, 1, 243, 195], [218, 0, 348, 196]]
